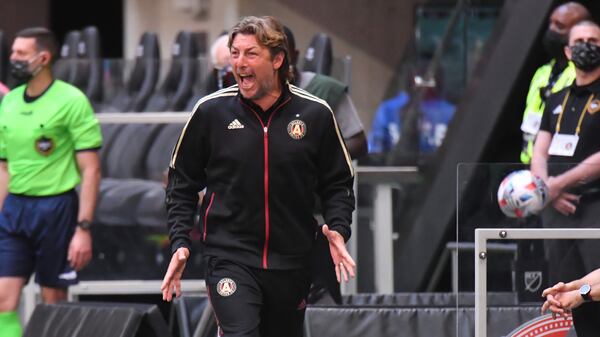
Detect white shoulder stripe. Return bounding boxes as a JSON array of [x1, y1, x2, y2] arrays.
[[170, 88, 239, 168], [288, 85, 332, 111], [289, 85, 354, 176], [190, 85, 239, 112]]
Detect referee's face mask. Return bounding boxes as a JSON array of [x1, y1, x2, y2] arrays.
[[9, 52, 45, 83], [569, 42, 600, 73]]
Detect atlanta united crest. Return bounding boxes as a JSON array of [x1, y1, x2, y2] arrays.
[[216, 278, 237, 296], [287, 120, 306, 140]]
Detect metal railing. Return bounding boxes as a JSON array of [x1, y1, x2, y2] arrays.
[[427, 241, 517, 292], [474, 228, 600, 337], [20, 279, 205, 323]]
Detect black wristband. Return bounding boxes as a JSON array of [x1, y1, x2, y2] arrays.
[[77, 220, 92, 230]]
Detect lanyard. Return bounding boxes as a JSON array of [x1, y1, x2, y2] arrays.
[[555, 90, 595, 135]]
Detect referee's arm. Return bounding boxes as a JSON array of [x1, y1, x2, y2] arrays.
[[68, 151, 100, 271], [75, 151, 101, 223]]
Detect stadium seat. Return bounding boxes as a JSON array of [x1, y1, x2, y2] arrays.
[[144, 123, 184, 182], [95, 179, 160, 226], [302, 33, 333, 76], [77, 26, 103, 105], [144, 31, 198, 112], [134, 183, 166, 228], [24, 302, 171, 337], [101, 32, 161, 112], [98, 123, 124, 176], [104, 124, 164, 179], [53, 30, 81, 85], [185, 57, 211, 111]]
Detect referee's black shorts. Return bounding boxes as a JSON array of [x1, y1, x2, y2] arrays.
[[205, 256, 311, 337]]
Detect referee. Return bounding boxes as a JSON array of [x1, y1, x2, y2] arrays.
[[161, 16, 356, 337], [0, 28, 102, 337]]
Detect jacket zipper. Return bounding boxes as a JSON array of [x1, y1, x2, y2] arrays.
[[240, 97, 291, 269], [262, 126, 270, 269], [203, 192, 215, 241]]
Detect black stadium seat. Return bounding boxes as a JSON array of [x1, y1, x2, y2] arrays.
[[95, 179, 160, 226], [53, 30, 81, 84], [102, 32, 161, 112], [104, 124, 164, 179], [144, 31, 197, 112], [134, 183, 167, 228], [97, 124, 124, 176], [144, 123, 184, 182], [302, 33, 333, 76], [77, 26, 103, 105]]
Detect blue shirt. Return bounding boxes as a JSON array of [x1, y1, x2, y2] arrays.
[[368, 91, 455, 154]]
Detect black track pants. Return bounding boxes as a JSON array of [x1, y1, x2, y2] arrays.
[[205, 256, 311, 337]]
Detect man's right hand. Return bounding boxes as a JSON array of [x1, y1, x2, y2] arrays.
[[161, 247, 190, 302], [551, 192, 580, 215]]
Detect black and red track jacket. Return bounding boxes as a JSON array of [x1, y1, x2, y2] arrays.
[[166, 83, 355, 270]]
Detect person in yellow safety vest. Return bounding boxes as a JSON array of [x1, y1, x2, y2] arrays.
[[520, 2, 590, 164]]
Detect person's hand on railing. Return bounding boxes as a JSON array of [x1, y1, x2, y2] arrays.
[[541, 282, 579, 319]]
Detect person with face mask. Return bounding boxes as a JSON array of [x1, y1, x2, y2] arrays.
[[532, 20, 600, 337], [520, 2, 590, 165], [0, 28, 101, 337], [186, 33, 237, 111]]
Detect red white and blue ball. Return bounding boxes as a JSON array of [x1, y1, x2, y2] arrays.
[[497, 170, 549, 218]]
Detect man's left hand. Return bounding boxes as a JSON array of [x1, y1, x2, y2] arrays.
[[68, 227, 93, 271], [557, 289, 585, 312], [322, 224, 356, 283]]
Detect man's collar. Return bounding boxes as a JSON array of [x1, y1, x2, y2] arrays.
[[571, 75, 600, 96], [239, 82, 290, 114]]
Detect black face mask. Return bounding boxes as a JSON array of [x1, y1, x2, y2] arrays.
[[9, 54, 42, 83], [542, 29, 568, 59], [570, 42, 600, 72]]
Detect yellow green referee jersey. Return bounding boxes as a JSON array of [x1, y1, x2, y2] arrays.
[[0, 80, 102, 196]]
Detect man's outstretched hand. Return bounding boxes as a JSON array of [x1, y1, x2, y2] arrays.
[[322, 224, 356, 283], [161, 247, 190, 302]]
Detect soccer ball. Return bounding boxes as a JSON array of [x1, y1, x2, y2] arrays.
[[497, 170, 549, 218]]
